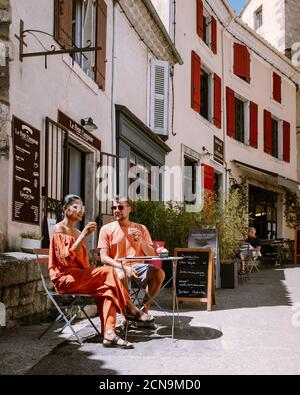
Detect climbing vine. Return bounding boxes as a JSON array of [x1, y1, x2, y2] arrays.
[[284, 190, 300, 229]]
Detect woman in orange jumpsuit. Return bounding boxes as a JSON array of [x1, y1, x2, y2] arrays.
[[49, 194, 153, 349]]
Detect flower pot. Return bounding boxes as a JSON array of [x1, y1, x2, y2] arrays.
[[221, 261, 238, 288], [21, 238, 42, 253]]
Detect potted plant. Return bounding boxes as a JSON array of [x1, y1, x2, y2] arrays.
[[20, 232, 44, 253], [217, 184, 248, 288]]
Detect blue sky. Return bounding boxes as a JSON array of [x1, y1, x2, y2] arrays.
[[229, 0, 248, 14]]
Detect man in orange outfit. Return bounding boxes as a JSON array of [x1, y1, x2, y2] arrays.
[[98, 197, 165, 314]]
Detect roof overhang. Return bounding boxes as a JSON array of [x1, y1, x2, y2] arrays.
[[233, 160, 300, 192], [116, 0, 183, 66]]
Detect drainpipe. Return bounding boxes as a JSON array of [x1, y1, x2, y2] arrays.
[[221, 16, 235, 200], [111, 0, 117, 156]]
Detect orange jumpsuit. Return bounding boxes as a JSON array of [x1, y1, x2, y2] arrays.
[[49, 233, 128, 335]]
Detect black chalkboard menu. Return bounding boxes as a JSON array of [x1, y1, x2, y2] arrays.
[[295, 229, 300, 264], [12, 116, 40, 225], [175, 248, 214, 311]]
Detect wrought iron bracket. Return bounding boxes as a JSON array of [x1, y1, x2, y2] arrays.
[[15, 20, 101, 69]]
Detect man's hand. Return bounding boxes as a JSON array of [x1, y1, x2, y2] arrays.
[[82, 222, 97, 237], [123, 266, 139, 279], [130, 228, 143, 242]]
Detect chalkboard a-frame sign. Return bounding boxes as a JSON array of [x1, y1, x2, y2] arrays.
[[174, 248, 215, 311]]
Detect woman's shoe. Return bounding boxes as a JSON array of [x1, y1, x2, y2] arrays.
[[103, 334, 134, 349], [125, 309, 155, 323]]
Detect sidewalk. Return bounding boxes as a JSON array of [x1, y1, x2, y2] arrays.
[[1, 265, 300, 375]]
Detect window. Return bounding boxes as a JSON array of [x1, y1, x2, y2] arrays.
[[200, 68, 210, 120], [203, 15, 210, 47], [271, 118, 279, 158], [235, 98, 245, 143], [196, 1, 217, 54], [184, 157, 197, 204], [72, 0, 97, 79], [254, 6, 263, 30], [54, 0, 107, 89]]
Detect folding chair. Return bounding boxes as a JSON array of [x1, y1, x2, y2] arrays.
[[246, 253, 261, 273], [34, 249, 101, 345]]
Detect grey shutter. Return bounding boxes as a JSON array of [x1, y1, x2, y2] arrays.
[[150, 60, 169, 136]]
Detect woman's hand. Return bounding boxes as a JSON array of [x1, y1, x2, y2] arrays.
[[124, 266, 139, 279], [82, 222, 97, 237]]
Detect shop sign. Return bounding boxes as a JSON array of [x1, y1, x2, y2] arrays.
[[12, 116, 40, 225], [58, 110, 101, 151], [213, 136, 224, 165]]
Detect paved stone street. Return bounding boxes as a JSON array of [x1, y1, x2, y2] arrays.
[[1, 265, 300, 375]]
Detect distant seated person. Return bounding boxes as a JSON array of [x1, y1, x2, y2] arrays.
[[239, 227, 262, 274]]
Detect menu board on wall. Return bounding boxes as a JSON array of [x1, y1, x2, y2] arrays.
[[12, 116, 40, 225]]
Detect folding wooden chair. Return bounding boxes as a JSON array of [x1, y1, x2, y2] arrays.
[[34, 249, 101, 345]]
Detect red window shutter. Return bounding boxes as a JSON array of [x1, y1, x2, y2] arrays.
[[211, 16, 217, 54], [54, 0, 73, 48], [273, 72, 282, 103], [226, 87, 235, 138], [249, 101, 258, 149], [283, 121, 290, 162], [214, 74, 222, 129], [264, 110, 272, 154], [197, 0, 204, 39], [191, 50, 201, 113], [234, 43, 250, 82], [202, 164, 215, 192], [96, 0, 107, 90]]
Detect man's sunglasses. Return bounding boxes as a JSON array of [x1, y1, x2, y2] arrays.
[[111, 205, 128, 211]]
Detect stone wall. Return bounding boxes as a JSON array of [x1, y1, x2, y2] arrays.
[[0, 253, 52, 328]]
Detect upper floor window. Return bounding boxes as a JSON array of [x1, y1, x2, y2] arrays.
[[72, 0, 97, 79], [191, 51, 222, 129], [254, 6, 263, 30], [271, 118, 279, 158], [233, 43, 251, 83], [264, 110, 290, 161], [54, 0, 107, 90], [196, 0, 217, 54], [227, 87, 259, 148]]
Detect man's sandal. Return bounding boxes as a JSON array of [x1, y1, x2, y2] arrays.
[[125, 309, 155, 323], [103, 334, 134, 349]]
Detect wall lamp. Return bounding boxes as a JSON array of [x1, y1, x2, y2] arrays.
[[81, 117, 98, 132]]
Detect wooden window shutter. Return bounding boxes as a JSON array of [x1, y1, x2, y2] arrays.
[[96, 0, 107, 90], [211, 16, 217, 55], [264, 110, 272, 154], [150, 60, 169, 136], [249, 101, 258, 149], [234, 43, 250, 82], [191, 50, 201, 113], [273, 72, 282, 103], [214, 74, 222, 129], [54, 0, 73, 48], [197, 0, 204, 39], [202, 164, 215, 192], [226, 87, 235, 138], [283, 121, 290, 162]]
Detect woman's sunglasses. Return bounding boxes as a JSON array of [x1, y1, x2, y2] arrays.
[[70, 204, 85, 213]]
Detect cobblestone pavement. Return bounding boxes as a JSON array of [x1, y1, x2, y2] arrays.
[[1, 265, 300, 375]]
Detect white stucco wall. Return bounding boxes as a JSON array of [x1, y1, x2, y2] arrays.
[[7, 0, 112, 247], [160, 0, 299, 238], [241, 0, 286, 53]]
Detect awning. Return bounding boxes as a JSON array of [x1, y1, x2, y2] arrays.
[[233, 160, 300, 192]]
